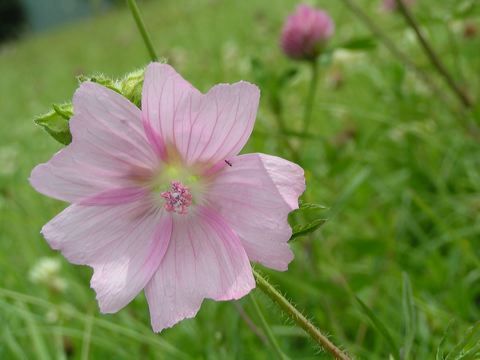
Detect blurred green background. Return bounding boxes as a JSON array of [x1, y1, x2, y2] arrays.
[[0, 0, 479, 358]]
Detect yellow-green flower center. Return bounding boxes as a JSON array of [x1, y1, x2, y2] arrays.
[[149, 164, 206, 212]]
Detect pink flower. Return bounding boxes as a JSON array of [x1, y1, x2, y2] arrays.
[[281, 4, 334, 61], [382, 0, 415, 12], [30, 63, 305, 332]]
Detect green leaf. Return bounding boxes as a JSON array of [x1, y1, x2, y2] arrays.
[[402, 273, 416, 360], [290, 218, 327, 241], [34, 103, 73, 145], [355, 296, 400, 360], [289, 202, 328, 241], [338, 37, 377, 51], [298, 201, 328, 210]]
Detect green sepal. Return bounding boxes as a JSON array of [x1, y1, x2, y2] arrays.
[[34, 103, 73, 145], [36, 69, 146, 145]]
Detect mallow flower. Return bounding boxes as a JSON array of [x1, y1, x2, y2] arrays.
[[281, 4, 334, 61], [30, 63, 305, 331]]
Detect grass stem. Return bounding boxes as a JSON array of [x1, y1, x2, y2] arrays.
[[250, 293, 289, 360], [338, 0, 452, 111], [393, 0, 472, 108]]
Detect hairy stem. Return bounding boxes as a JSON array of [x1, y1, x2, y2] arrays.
[[393, 0, 472, 108], [303, 59, 319, 134], [126, 0, 158, 62], [253, 270, 351, 360]]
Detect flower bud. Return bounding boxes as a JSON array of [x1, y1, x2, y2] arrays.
[[281, 4, 334, 61], [120, 68, 144, 107]]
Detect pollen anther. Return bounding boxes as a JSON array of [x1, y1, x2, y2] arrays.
[[161, 181, 193, 214]]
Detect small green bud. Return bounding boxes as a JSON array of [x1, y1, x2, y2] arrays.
[[119, 68, 144, 107], [77, 73, 121, 94]]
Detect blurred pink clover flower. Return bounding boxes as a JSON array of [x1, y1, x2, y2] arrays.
[[281, 4, 334, 61]]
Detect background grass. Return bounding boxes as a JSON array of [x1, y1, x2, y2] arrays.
[[0, 0, 479, 358]]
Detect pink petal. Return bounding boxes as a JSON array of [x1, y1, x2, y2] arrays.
[[79, 187, 149, 206], [42, 198, 172, 313], [30, 82, 156, 203], [141, 63, 200, 160], [142, 63, 260, 166], [207, 153, 305, 271], [145, 206, 255, 332]]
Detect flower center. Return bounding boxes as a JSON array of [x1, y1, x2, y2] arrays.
[[160, 181, 193, 215]]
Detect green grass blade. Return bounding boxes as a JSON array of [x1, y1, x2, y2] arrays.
[[81, 309, 95, 360], [445, 322, 480, 360], [402, 273, 416, 360], [436, 321, 455, 360], [0, 288, 191, 360], [15, 301, 50, 360], [250, 293, 289, 360], [2, 325, 28, 360], [355, 296, 400, 360]]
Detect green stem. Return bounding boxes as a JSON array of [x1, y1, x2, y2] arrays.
[[253, 270, 351, 360], [303, 59, 319, 134], [271, 98, 300, 163], [126, 0, 158, 62], [250, 293, 289, 360], [393, 0, 472, 108], [338, 0, 453, 112]]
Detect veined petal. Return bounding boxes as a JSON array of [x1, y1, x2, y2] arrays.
[[207, 153, 305, 271], [42, 199, 172, 313], [142, 63, 260, 166], [141, 63, 200, 160], [30, 82, 156, 203], [145, 207, 255, 332], [77, 187, 150, 206]]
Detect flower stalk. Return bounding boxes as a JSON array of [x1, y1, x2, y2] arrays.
[[253, 269, 351, 360], [303, 59, 319, 134], [126, 0, 158, 62]]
